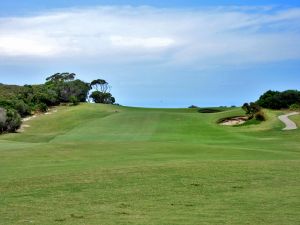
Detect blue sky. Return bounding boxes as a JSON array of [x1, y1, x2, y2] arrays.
[[0, 1, 300, 107]]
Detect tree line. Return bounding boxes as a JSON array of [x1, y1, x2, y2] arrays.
[[242, 89, 300, 122], [0, 73, 115, 133], [256, 90, 300, 110]]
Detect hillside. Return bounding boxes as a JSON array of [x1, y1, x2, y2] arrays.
[[0, 83, 22, 99], [0, 104, 299, 225]]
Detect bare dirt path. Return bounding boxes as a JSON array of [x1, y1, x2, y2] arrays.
[[278, 112, 299, 130], [17, 108, 58, 132]]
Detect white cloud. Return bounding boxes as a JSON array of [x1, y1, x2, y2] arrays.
[[0, 36, 61, 56], [0, 6, 300, 67], [110, 35, 175, 48]]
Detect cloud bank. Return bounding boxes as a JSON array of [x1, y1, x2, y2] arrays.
[[0, 6, 300, 68]]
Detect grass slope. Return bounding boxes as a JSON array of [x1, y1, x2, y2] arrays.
[[0, 104, 299, 225]]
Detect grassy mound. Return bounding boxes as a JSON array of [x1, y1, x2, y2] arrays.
[[0, 104, 299, 225]]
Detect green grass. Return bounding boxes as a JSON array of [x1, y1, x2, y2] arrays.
[[0, 104, 299, 225]]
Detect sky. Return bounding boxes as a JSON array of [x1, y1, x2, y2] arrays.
[[0, 1, 300, 107]]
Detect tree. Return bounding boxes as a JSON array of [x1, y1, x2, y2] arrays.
[[280, 90, 300, 108], [257, 90, 300, 109], [19, 85, 59, 109], [242, 102, 262, 119], [89, 91, 115, 104], [0, 73, 104, 134], [90, 79, 110, 93], [89, 78, 115, 104], [68, 80, 91, 102], [45, 73, 90, 103], [58, 80, 90, 103], [46, 73, 76, 83]]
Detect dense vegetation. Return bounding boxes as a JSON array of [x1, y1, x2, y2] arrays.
[[240, 89, 300, 122], [0, 74, 115, 133], [242, 102, 266, 121], [257, 90, 300, 109]]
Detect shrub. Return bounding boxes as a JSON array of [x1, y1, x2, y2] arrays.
[[255, 111, 266, 121], [289, 103, 300, 110], [35, 103, 48, 113], [69, 96, 79, 106], [5, 109, 21, 132], [242, 102, 261, 116], [243, 102, 266, 122], [0, 99, 14, 109], [0, 107, 7, 133], [13, 100, 31, 117]]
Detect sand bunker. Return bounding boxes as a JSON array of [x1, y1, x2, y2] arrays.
[[219, 116, 248, 126]]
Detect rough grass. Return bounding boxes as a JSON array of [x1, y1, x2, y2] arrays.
[[0, 104, 299, 225]]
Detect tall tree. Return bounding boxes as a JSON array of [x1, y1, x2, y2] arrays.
[[89, 79, 115, 104], [46, 73, 76, 83], [45, 73, 90, 103], [90, 79, 110, 93]]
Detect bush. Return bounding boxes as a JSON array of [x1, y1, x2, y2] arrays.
[[0, 99, 14, 109], [242, 102, 261, 116], [34, 103, 48, 113], [289, 103, 300, 110], [13, 100, 31, 117], [69, 96, 79, 106], [243, 102, 266, 122], [5, 109, 21, 132], [255, 111, 266, 121], [0, 107, 7, 133]]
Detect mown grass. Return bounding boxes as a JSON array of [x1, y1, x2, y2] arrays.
[[0, 104, 299, 225]]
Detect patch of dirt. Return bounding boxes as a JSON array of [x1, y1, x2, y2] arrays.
[[18, 107, 58, 133], [22, 115, 37, 122], [17, 124, 30, 133], [219, 116, 248, 126]]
